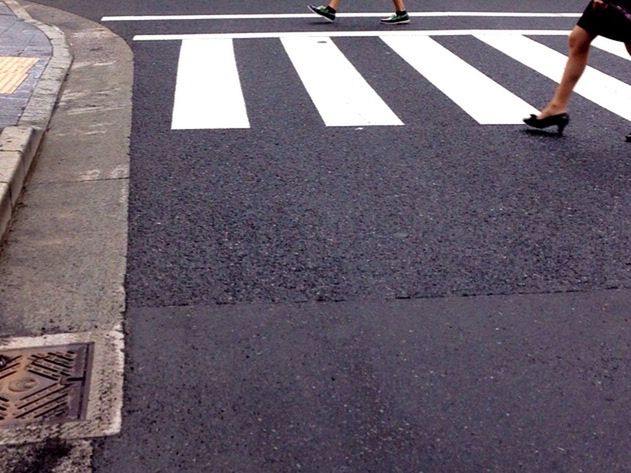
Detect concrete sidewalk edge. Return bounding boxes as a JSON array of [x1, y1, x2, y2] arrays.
[[0, 0, 72, 243]]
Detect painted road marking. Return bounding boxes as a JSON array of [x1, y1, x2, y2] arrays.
[[477, 32, 631, 122], [171, 38, 250, 130], [103, 12, 581, 22], [160, 31, 630, 130], [592, 37, 631, 61], [0, 57, 38, 94], [281, 36, 402, 127], [134, 29, 571, 42], [382, 36, 537, 124]]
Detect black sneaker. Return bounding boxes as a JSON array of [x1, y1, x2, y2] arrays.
[[308, 5, 336, 22], [626, 132, 631, 142], [380, 11, 410, 24]]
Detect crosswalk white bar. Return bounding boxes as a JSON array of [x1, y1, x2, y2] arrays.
[[381, 35, 537, 124], [476, 33, 631, 122], [104, 12, 581, 22], [135, 30, 571, 42], [281, 36, 403, 127], [171, 38, 249, 130], [592, 37, 631, 62]]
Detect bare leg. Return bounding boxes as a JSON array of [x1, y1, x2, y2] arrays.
[[538, 26, 595, 119], [328, 0, 341, 9], [392, 0, 407, 11]]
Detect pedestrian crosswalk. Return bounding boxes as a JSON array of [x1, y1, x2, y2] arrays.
[[146, 31, 631, 130]]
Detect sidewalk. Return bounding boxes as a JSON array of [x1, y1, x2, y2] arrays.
[[0, 0, 70, 242], [0, 1, 131, 469]]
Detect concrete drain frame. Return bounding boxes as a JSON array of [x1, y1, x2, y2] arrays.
[[0, 330, 124, 446]]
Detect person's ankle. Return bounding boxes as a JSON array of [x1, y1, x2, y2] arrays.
[[539, 105, 567, 118]]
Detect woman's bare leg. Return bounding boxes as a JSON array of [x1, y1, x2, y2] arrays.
[[538, 26, 595, 119], [392, 0, 406, 11], [327, 0, 341, 9]]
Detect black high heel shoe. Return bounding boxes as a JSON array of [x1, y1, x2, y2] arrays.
[[523, 112, 570, 135]]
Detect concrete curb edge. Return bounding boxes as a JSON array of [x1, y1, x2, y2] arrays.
[[0, 0, 73, 243]]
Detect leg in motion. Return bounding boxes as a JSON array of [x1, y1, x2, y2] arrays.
[[381, 0, 410, 24], [308, 0, 340, 22], [538, 26, 595, 119], [523, 26, 595, 134]]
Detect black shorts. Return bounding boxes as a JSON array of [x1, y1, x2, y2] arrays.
[[577, 0, 631, 43]]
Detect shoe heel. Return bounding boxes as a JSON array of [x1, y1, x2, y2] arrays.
[[557, 117, 569, 135], [557, 123, 566, 135]]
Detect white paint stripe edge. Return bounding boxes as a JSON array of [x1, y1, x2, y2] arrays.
[[134, 29, 571, 41], [382, 36, 537, 124], [282, 37, 402, 126], [592, 37, 631, 61], [104, 12, 581, 21]]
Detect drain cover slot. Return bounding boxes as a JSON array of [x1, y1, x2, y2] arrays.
[[0, 343, 93, 428]]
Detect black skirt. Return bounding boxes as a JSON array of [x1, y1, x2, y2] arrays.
[[577, 0, 631, 42]]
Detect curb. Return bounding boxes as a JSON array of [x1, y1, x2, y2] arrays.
[[0, 0, 72, 243]]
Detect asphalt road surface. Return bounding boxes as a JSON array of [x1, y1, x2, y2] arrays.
[[30, 1, 631, 471]]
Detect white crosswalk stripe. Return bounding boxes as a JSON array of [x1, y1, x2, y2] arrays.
[[164, 32, 631, 130], [281, 36, 403, 127], [381, 35, 537, 124], [172, 38, 249, 130], [592, 36, 631, 62]]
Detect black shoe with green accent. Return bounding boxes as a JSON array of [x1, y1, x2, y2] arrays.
[[380, 11, 410, 24], [308, 5, 336, 22]]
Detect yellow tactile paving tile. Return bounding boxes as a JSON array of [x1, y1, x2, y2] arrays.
[[0, 57, 39, 94]]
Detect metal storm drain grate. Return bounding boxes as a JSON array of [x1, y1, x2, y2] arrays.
[[0, 343, 93, 428]]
